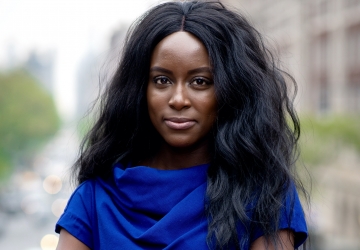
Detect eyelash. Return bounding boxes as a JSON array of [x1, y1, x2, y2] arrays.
[[191, 77, 211, 86], [152, 76, 213, 87], [153, 76, 171, 85]]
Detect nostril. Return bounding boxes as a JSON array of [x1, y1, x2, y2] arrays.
[[169, 91, 191, 110]]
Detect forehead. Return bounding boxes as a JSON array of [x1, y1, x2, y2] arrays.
[[156, 32, 204, 51], [151, 31, 209, 66]]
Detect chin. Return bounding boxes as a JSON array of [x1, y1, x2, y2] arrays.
[[162, 136, 195, 148], [166, 141, 194, 149], [164, 135, 209, 150]]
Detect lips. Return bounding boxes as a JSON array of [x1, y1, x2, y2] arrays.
[[164, 117, 196, 130]]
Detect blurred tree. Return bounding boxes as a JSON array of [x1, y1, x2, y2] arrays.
[[299, 115, 360, 166], [0, 69, 60, 180]]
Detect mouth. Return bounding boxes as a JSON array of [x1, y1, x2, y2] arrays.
[[164, 117, 196, 130]]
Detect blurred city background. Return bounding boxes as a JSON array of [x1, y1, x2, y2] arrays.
[[0, 0, 359, 249]]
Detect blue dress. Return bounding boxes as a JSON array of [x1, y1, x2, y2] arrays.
[[55, 163, 307, 249]]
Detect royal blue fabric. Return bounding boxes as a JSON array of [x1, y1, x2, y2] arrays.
[[55, 163, 307, 249]]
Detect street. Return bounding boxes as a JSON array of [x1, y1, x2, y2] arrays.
[[0, 128, 79, 250]]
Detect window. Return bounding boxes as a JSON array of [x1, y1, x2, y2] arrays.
[[310, 34, 330, 113], [346, 25, 360, 112], [345, 0, 360, 8]]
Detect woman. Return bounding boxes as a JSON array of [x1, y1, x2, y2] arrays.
[[56, 1, 308, 249]]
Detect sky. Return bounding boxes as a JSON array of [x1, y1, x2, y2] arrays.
[[0, 0, 162, 121]]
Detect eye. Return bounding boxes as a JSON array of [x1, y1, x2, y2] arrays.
[[190, 77, 212, 88], [153, 76, 171, 85]]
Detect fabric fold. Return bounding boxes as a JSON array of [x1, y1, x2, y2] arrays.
[[55, 163, 307, 249]]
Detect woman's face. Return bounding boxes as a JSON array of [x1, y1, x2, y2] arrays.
[[147, 31, 217, 148]]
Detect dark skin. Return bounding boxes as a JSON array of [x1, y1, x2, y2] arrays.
[[146, 31, 217, 170], [56, 32, 295, 250]]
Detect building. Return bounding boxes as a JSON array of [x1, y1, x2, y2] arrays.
[[25, 50, 55, 95], [220, 0, 360, 249], [221, 0, 360, 115], [75, 24, 128, 119]]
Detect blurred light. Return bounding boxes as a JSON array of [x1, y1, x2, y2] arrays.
[[51, 199, 67, 218], [43, 175, 62, 194], [18, 171, 42, 191], [40, 234, 58, 250]]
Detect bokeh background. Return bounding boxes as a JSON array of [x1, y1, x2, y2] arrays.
[[0, 0, 359, 249]]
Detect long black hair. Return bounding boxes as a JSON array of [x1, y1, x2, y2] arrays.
[[74, 1, 307, 249]]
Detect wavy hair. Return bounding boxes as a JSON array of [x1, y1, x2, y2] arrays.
[[74, 1, 307, 249]]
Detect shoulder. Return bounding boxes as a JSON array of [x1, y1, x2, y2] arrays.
[[55, 178, 111, 249], [251, 184, 308, 248], [65, 179, 97, 210], [56, 179, 99, 229], [63, 177, 115, 213], [71, 179, 97, 197], [281, 185, 308, 246]]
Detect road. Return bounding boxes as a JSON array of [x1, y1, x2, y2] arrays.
[[0, 128, 79, 250]]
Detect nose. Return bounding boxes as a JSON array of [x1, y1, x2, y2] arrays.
[[168, 83, 191, 110]]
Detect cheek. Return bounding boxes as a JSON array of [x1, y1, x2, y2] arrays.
[[196, 93, 217, 117], [209, 99, 218, 114], [207, 91, 218, 116], [204, 98, 218, 127], [147, 87, 165, 121]]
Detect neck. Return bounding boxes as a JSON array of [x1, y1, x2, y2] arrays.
[[149, 139, 211, 170]]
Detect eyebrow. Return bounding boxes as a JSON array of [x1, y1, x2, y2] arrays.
[[188, 67, 212, 75], [149, 66, 172, 74], [149, 66, 212, 75]]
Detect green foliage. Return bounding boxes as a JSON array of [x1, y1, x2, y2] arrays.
[[0, 69, 60, 179], [299, 115, 360, 166]]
